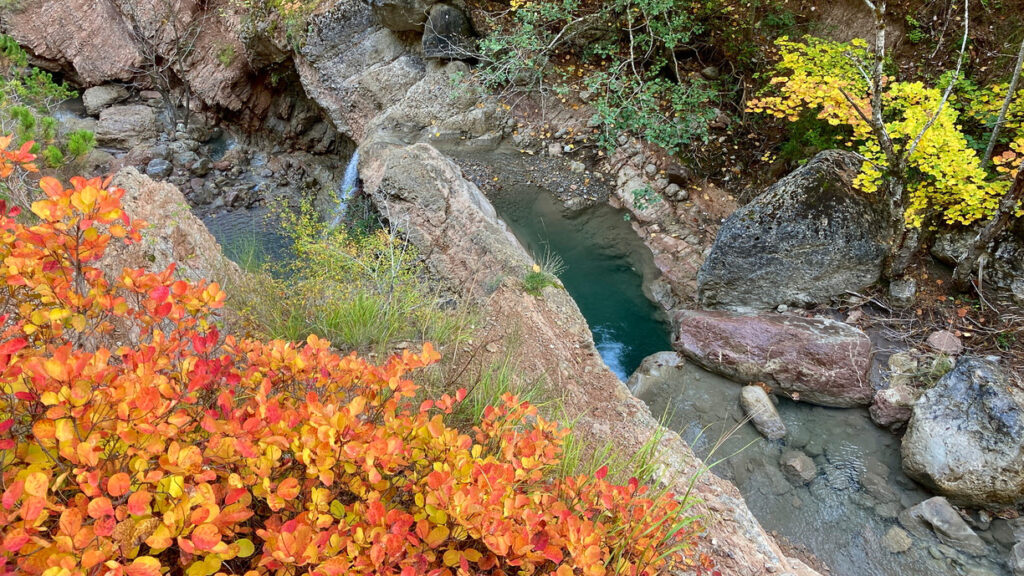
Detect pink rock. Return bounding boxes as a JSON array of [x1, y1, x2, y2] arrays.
[[674, 310, 874, 407], [926, 330, 962, 355]]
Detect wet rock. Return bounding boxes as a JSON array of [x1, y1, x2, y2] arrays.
[[883, 526, 913, 553], [674, 310, 873, 407], [869, 385, 917, 430], [96, 105, 160, 150], [192, 157, 212, 177], [889, 278, 916, 308], [926, 330, 962, 355], [423, 4, 476, 60], [902, 357, 1024, 507], [370, 0, 436, 31], [1012, 542, 1024, 576], [697, 150, 889, 310], [82, 84, 129, 116], [779, 451, 817, 485], [739, 385, 787, 440], [860, 471, 898, 503], [899, 496, 987, 556], [145, 158, 173, 179], [626, 351, 683, 398]]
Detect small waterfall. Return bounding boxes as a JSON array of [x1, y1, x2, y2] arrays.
[[331, 151, 360, 227]]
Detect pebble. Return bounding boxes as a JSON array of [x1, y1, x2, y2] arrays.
[[926, 330, 963, 355], [883, 526, 913, 553]]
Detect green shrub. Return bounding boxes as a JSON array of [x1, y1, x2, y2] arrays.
[[41, 144, 63, 168], [477, 0, 717, 153], [66, 130, 96, 157]]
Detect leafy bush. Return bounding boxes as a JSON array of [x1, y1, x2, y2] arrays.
[[0, 148, 714, 575], [66, 130, 96, 158], [477, 0, 717, 153], [40, 144, 63, 168], [748, 35, 1017, 227]]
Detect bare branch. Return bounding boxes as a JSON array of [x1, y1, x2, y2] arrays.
[[903, 0, 969, 160], [981, 36, 1024, 169]]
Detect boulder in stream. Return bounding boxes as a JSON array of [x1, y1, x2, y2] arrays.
[[674, 310, 874, 407], [779, 450, 817, 485], [739, 385, 787, 440], [901, 357, 1024, 507], [697, 150, 889, 310], [626, 351, 684, 398], [899, 496, 987, 556]]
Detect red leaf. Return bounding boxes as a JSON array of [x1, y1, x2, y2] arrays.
[[595, 465, 608, 480]]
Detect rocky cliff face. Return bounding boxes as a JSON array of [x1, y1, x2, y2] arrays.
[[5, 0, 269, 121]]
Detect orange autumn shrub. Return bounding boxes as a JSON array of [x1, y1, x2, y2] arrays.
[[0, 158, 714, 575]]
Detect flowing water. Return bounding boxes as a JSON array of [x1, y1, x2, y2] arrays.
[[331, 151, 360, 227], [485, 182, 672, 380]]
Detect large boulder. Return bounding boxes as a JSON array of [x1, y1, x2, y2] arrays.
[[82, 84, 129, 116], [901, 357, 1024, 507], [674, 310, 873, 407], [422, 4, 476, 60], [697, 150, 889, 310], [106, 168, 239, 285], [95, 105, 160, 149]]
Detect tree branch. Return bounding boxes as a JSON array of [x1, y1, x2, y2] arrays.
[[903, 0, 969, 161], [981, 35, 1024, 169]]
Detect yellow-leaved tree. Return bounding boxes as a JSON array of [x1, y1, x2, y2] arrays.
[[749, 0, 1023, 285]]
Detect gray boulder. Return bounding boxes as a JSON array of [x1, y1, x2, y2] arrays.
[[674, 310, 874, 407], [95, 105, 160, 149], [423, 4, 476, 60], [145, 158, 173, 179], [369, 0, 436, 31], [740, 385, 787, 440], [82, 84, 129, 116], [899, 496, 987, 556], [697, 150, 889, 310], [931, 228, 975, 266], [901, 357, 1024, 507]]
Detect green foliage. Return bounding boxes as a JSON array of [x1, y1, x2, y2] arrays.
[[231, 0, 322, 49], [41, 144, 63, 168], [905, 15, 927, 44], [65, 130, 95, 158], [522, 247, 564, 296], [477, 0, 717, 153], [216, 44, 236, 66], [227, 199, 473, 356], [0, 35, 78, 178], [630, 185, 662, 211]]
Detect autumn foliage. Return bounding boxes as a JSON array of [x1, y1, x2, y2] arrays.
[[0, 147, 711, 575]]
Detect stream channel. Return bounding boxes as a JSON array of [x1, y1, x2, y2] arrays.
[[476, 158, 1013, 576]]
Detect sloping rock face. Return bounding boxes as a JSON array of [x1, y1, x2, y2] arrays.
[[698, 150, 889, 310], [296, 1, 503, 147], [901, 357, 1024, 507], [674, 310, 874, 407], [106, 168, 240, 285], [359, 138, 532, 296], [4, 0, 261, 117]]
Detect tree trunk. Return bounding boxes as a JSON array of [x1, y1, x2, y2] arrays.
[[952, 168, 1024, 291], [882, 172, 915, 279], [981, 36, 1024, 169]]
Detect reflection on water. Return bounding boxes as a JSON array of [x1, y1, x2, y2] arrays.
[[486, 183, 671, 379]]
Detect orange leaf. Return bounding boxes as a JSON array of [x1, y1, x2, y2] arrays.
[[126, 556, 163, 576], [107, 472, 131, 497], [191, 523, 221, 551], [277, 477, 300, 501], [87, 497, 114, 519]]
